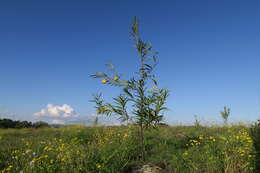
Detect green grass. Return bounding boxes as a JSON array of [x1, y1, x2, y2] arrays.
[[0, 125, 256, 173]]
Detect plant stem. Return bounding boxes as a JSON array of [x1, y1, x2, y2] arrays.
[[140, 121, 145, 162]]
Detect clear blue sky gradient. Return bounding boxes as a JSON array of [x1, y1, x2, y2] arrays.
[[1, 0, 260, 124]]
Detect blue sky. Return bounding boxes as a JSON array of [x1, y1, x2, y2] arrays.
[[0, 0, 260, 124]]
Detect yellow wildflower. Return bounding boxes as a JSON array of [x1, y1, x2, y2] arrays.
[[101, 79, 107, 84], [6, 165, 13, 171], [123, 133, 128, 138], [183, 151, 188, 156], [26, 149, 32, 153], [96, 163, 102, 169]]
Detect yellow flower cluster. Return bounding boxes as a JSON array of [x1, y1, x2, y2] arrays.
[[96, 163, 102, 169], [182, 151, 188, 156], [182, 128, 255, 172], [189, 139, 201, 146], [43, 146, 53, 152], [1, 165, 13, 173], [94, 128, 131, 146]]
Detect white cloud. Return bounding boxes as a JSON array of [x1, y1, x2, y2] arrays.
[[33, 104, 122, 125], [33, 104, 77, 118], [52, 119, 65, 124], [0, 110, 21, 120], [0, 110, 13, 118]]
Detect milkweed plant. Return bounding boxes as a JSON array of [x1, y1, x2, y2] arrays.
[[90, 17, 169, 161]]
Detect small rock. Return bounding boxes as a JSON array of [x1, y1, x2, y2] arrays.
[[132, 163, 163, 173]]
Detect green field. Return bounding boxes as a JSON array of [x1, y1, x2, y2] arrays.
[[0, 125, 256, 173]]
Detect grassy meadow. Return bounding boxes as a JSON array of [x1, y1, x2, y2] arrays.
[[0, 124, 257, 173]]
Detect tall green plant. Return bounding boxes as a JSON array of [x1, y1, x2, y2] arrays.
[[91, 17, 169, 161], [250, 119, 260, 172], [220, 106, 230, 125]]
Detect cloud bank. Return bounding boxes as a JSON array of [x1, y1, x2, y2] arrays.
[[33, 104, 120, 125], [34, 104, 77, 118]]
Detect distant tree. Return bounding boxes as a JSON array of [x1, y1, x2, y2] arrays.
[[0, 118, 41, 128], [33, 121, 49, 128], [0, 119, 49, 129], [220, 106, 230, 125], [91, 17, 169, 161], [0, 119, 14, 128], [15, 121, 32, 128]]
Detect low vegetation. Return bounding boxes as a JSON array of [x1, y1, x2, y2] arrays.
[[0, 124, 258, 173]]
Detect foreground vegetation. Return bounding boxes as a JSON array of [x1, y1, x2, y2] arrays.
[[0, 124, 257, 173]]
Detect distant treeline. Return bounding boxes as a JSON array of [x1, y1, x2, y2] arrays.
[[0, 118, 49, 129]]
